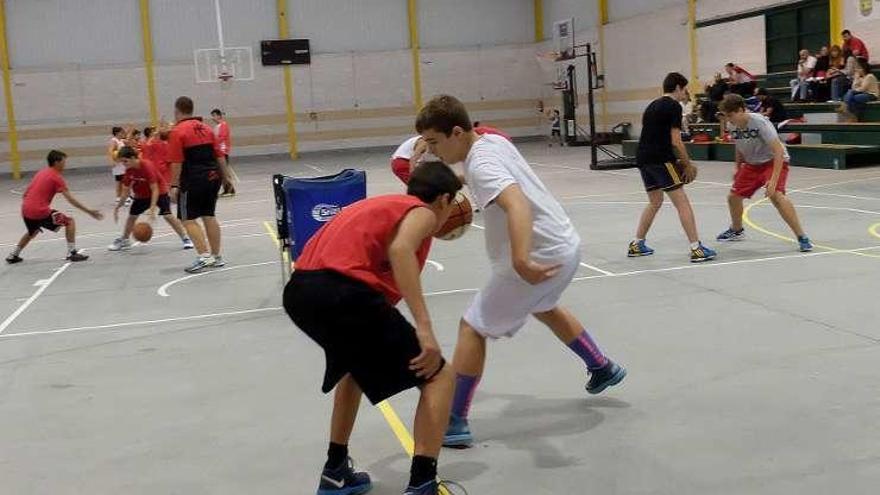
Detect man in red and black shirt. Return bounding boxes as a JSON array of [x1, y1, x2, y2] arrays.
[[284, 162, 460, 495], [108, 146, 193, 252], [6, 150, 103, 264], [168, 96, 232, 273]]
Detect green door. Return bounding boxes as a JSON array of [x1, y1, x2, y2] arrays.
[[765, 0, 829, 74]]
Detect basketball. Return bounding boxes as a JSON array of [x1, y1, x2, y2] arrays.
[[132, 222, 153, 243], [435, 192, 473, 241]]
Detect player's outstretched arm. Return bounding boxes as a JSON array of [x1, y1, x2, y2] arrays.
[[62, 190, 103, 220], [389, 207, 443, 378], [495, 184, 560, 285]]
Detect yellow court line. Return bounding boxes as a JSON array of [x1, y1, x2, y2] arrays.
[[262, 221, 281, 248], [742, 199, 880, 259], [869, 223, 880, 240]]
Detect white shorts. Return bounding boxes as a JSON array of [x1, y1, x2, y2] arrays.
[[463, 250, 580, 339]]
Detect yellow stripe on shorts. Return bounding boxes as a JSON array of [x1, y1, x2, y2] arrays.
[[665, 162, 682, 185]]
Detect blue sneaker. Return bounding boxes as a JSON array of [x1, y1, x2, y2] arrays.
[[586, 360, 627, 395], [627, 240, 655, 257], [798, 236, 813, 252], [403, 480, 438, 495], [317, 457, 372, 495], [443, 415, 473, 448], [690, 243, 717, 263], [716, 227, 745, 242]]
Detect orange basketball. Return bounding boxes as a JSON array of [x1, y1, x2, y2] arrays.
[[436, 192, 473, 241], [132, 222, 153, 243]]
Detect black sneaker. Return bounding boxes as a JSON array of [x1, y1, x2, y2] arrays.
[[317, 457, 372, 495], [66, 250, 89, 262], [586, 360, 627, 395], [5, 254, 23, 264]]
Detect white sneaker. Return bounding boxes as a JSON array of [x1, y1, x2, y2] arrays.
[[211, 255, 226, 268], [108, 238, 132, 251], [182, 238, 195, 250], [185, 255, 215, 273]]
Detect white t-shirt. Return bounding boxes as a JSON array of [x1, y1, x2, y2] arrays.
[[464, 134, 580, 272], [110, 137, 126, 176], [726, 113, 790, 164], [393, 136, 421, 160]]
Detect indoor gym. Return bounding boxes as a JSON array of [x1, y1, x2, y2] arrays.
[[1, 1, 879, 495]]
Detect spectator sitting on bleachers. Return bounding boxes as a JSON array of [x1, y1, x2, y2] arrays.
[[790, 49, 817, 101], [827, 48, 858, 102], [754, 88, 788, 126], [724, 63, 756, 97], [842, 58, 879, 122], [842, 29, 870, 62], [700, 73, 728, 123], [807, 46, 832, 102]]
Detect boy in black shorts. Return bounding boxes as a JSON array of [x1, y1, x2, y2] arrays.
[[6, 150, 103, 264], [108, 147, 193, 251], [284, 162, 460, 495], [630, 72, 716, 263]]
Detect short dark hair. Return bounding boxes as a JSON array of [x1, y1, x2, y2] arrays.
[[406, 161, 463, 204], [112, 126, 123, 136], [473, 121, 481, 127], [117, 146, 138, 159], [143, 126, 154, 138], [842, 30, 851, 36], [718, 93, 747, 113], [755, 87, 769, 96], [857, 57, 871, 72], [725, 63, 735, 68], [175, 96, 194, 115], [47, 150, 67, 166], [662, 72, 689, 93], [211, 108, 223, 117], [415, 95, 473, 136]]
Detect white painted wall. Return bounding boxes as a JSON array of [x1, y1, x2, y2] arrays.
[[289, 0, 409, 53], [697, 0, 792, 22], [6, 0, 142, 68], [697, 16, 767, 83], [609, 0, 686, 22], [420, 0, 533, 48]]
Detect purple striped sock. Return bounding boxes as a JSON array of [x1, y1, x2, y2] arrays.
[[451, 374, 480, 419], [568, 330, 608, 371]]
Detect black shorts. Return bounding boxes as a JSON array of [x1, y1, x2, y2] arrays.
[[638, 161, 684, 192], [283, 270, 441, 405], [23, 210, 71, 236], [130, 194, 172, 216], [114, 174, 125, 183], [551, 128, 561, 137], [178, 180, 221, 220]]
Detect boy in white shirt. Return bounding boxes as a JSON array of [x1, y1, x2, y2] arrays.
[[416, 95, 626, 447]]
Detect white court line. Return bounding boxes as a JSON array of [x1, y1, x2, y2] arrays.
[[0, 263, 71, 335], [304, 164, 325, 173], [157, 261, 276, 297], [470, 223, 485, 230], [579, 262, 615, 276], [426, 260, 445, 272], [796, 190, 880, 202], [0, 307, 283, 339]]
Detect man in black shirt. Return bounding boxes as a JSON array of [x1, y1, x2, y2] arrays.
[[630, 72, 716, 263], [755, 88, 788, 125]]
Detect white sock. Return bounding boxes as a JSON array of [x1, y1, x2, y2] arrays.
[[690, 242, 701, 250], [67, 242, 76, 253], [11, 246, 22, 256]]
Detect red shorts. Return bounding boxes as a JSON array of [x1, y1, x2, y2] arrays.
[[731, 160, 789, 198], [391, 157, 411, 185]]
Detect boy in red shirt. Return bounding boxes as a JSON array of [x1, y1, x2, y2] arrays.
[[211, 109, 235, 197], [284, 162, 461, 495], [6, 150, 103, 264], [108, 147, 193, 251]]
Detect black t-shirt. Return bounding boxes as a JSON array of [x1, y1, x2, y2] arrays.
[[763, 96, 787, 123], [637, 96, 682, 166]]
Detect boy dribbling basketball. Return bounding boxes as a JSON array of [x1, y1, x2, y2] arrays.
[[284, 162, 461, 495], [416, 95, 626, 448], [108, 146, 193, 251], [6, 150, 103, 264]]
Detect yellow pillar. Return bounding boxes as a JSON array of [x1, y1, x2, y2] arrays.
[[597, 0, 609, 130], [0, 0, 21, 179], [688, 0, 700, 93], [829, 0, 843, 46], [139, 0, 159, 127], [534, 0, 544, 42], [277, 0, 298, 159], [407, 0, 423, 111]]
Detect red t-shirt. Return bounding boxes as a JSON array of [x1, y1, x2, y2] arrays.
[[475, 126, 513, 141], [215, 121, 231, 156], [168, 118, 223, 184], [21, 168, 67, 219], [845, 37, 869, 60], [141, 138, 171, 183], [296, 195, 433, 305], [123, 159, 168, 199]]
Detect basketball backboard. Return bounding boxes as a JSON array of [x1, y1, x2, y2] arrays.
[[553, 18, 576, 61], [194, 46, 255, 84]]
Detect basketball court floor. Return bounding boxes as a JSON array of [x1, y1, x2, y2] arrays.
[[1, 142, 879, 494]]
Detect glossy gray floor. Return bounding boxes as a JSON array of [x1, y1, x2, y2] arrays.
[[1, 143, 878, 494]]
